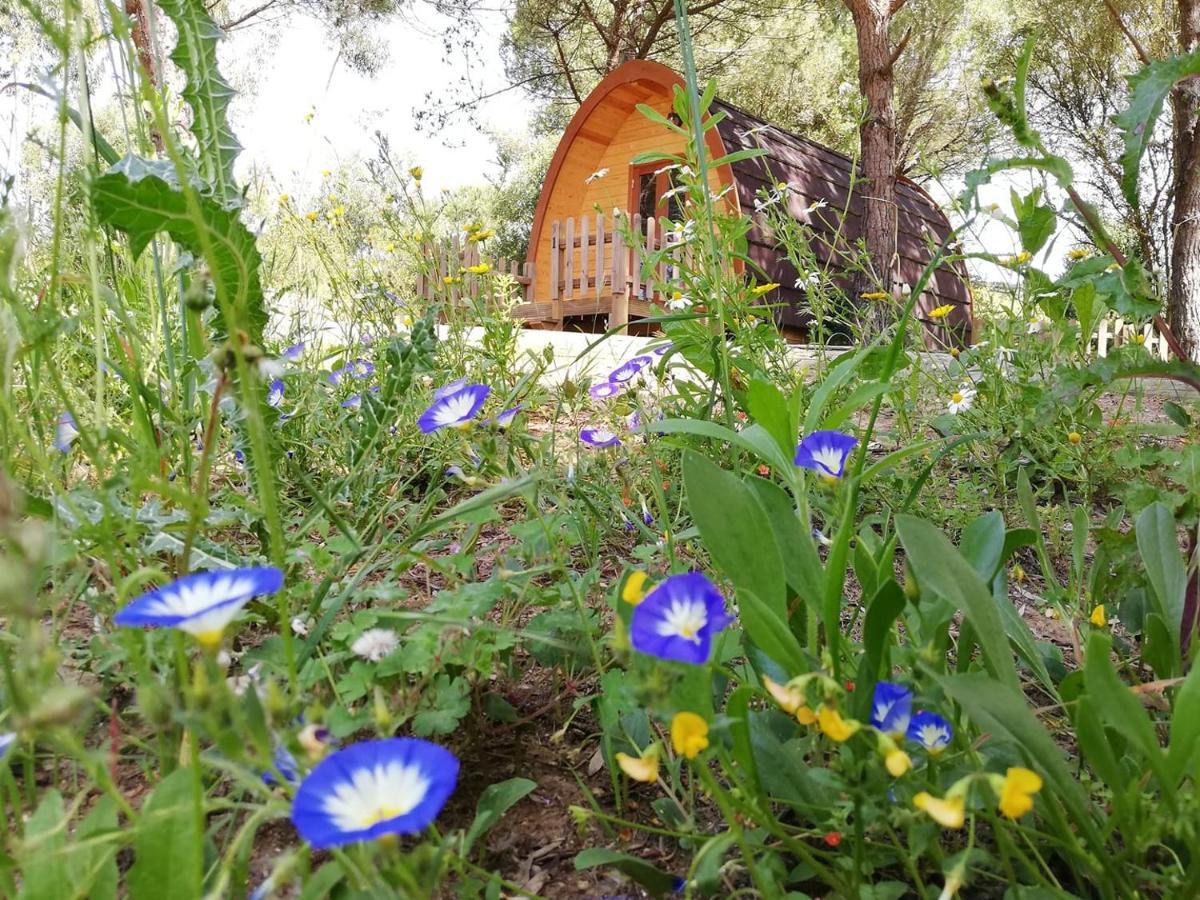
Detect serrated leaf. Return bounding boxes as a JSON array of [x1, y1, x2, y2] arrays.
[[158, 0, 243, 207], [93, 157, 266, 342], [1116, 49, 1200, 207]]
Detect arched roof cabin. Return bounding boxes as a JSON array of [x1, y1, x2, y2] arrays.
[[426, 60, 972, 345]]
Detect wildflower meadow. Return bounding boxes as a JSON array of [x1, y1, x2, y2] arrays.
[[1, 0, 1199, 897]]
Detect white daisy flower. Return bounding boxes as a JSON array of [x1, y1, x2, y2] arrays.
[[947, 388, 976, 414]]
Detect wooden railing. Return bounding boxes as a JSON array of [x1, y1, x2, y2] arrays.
[[1094, 316, 1174, 360], [415, 210, 681, 327]]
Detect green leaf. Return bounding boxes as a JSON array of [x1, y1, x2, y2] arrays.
[[574, 848, 680, 896], [1013, 189, 1056, 254], [463, 778, 537, 856], [742, 379, 794, 457], [745, 476, 824, 608], [803, 346, 873, 435], [1163, 400, 1193, 428], [158, 0, 243, 207], [1167, 659, 1200, 783], [127, 769, 203, 900], [855, 580, 906, 720], [681, 451, 786, 617], [92, 157, 266, 343], [652, 418, 790, 471], [1136, 502, 1187, 648], [1116, 48, 1200, 207], [960, 511, 1006, 583], [69, 796, 119, 900], [897, 516, 1020, 692], [16, 82, 119, 165], [1082, 631, 1170, 792], [19, 790, 68, 900], [738, 589, 808, 675]]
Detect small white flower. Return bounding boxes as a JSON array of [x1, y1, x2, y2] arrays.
[[258, 358, 287, 379], [947, 388, 976, 415], [806, 199, 828, 212], [351, 628, 399, 662], [585, 167, 609, 184], [1027, 316, 1049, 334], [666, 291, 693, 311], [291, 616, 311, 637]]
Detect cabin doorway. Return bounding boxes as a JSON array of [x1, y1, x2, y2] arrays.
[[628, 162, 682, 223]]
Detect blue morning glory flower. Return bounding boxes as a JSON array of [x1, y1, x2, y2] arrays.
[[432, 377, 468, 400], [652, 343, 673, 356], [290, 738, 459, 849], [54, 412, 79, 453], [350, 358, 374, 379], [907, 711, 953, 753], [267, 380, 284, 408], [0, 733, 15, 757], [263, 743, 300, 786], [870, 682, 912, 738], [794, 430, 859, 479], [640, 500, 654, 526], [491, 405, 522, 428], [283, 342, 305, 361], [113, 567, 284, 648], [589, 381, 622, 400], [580, 427, 621, 448], [629, 572, 732, 665], [233, 449, 245, 465], [418, 384, 490, 433], [327, 366, 346, 386], [341, 394, 362, 409], [609, 356, 653, 383]]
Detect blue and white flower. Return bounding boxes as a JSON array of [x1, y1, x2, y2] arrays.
[[341, 394, 362, 410], [609, 356, 653, 383], [432, 377, 468, 400], [263, 743, 300, 786], [589, 381, 622, 400], [290, 738, 459, 848], [629, 572, 732, 665], [907, 711, 953, 753], [113, 567, 284, 648], [54, 412, 79, 453], [327, 367, 346, 386], [350, 359, 374, 379], [794, 430, 859, 480], [0, 733, 15, 757], [652, 342, 672, 356], [580, 428, 621, 448], [283, 342, 305, 361], [267, 380, 285, 408], [418, 384, 490, 433], [491, 405, 522, 429], [869, 682, 912, 738]]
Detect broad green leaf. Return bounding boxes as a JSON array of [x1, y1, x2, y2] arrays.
[[742, 378, 793, 457], [1116, 48, 1200, 206], [127, 768, 203, 900], [1136, 502, 1187, 647], [1167, 659, 1200, 783], [158, 0, 243, 207], [681, 451, 786, 616], [897, 516, 1020, 691], [93, 157, 266, 342], [69, 796, 119, 900], [1082, 631, 1170, 791], [855, 580, 906, 721], [960, 511, 1006, 582], [744, 476, 824, 607], [738, 589, 807, 675], [463, 778, 537, 856], [19, 790, 68, 900], [634, 103, 686, 134], [574, 848, 679, 896], [652, 418, 790, 471]]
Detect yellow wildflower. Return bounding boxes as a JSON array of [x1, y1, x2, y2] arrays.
[[950, 347, 960, 359], [321, 169, 331, 178], [1068, 431, 1081, 445], [913, 791, 966, 829], [997, 767, 1042, 819], [1089, 605, 1106, 627], [670, 712, 709, 759], [751, 283, 780, 295], [886, 747, 912, 777], [817, 705, 860, 742], [861, 291, 890, 301], [622, 571, 649, 605], [1016, 251, 1031, 264], [616, 749, 659, 783], [410, 166, 423, 180], [332, 206, 345, 218], [466, 263, 491, 275], [305, 211, 318, 223], [385, 242, 396, 253], [762, 676, 817, 724], [929, 304, 955, 320], [278, 194, 290, 205], [1134, 333, 1146, 345], [1067, 248, 1090, 260]]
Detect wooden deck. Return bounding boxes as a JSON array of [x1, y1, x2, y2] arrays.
[[416, 210, 680, 331]]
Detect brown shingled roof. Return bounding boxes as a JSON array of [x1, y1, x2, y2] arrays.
[[712, 99, 973, 346]]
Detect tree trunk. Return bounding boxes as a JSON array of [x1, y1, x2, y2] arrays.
[[845, 0, 902, 335], [1169, 0, 1200, 361]]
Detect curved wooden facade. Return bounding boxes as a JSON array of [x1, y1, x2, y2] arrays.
[[524, 59, 972, 345]]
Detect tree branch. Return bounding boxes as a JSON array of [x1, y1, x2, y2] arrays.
[[1101, 0, 1151, 65], [888, 26, 912, 70]]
